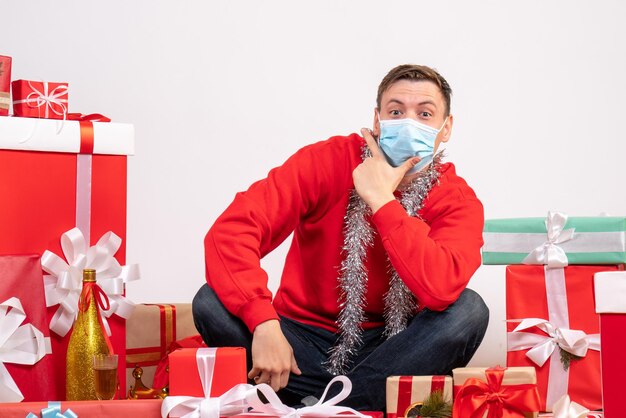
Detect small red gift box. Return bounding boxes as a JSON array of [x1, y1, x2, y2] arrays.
[[0, 115, 134, 400], [0, 254, 55, 402], [506, 265, 621, 411], [12, 79, 69, 119], [0, 55, 11, 116], [169, 347, 247, 397], [594, 271, 626, 418], [386, 375, 452, 418], [453, 366, 540, 418]]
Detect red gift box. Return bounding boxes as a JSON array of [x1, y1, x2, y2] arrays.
[[0, 55, 11, 116], [12, 79, 69, 119], [453, 366, 540, 418], [594, 271, 626, 418], [506, 265, 621, 412], [0, 255, 55, 402], [169, 347, 247, 397], [0, 115, 134, 400], [386, 375, 452, 418]]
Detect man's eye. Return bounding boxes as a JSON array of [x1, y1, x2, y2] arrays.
[[390, 110, 401, 116], [421, 111, 432, 118]]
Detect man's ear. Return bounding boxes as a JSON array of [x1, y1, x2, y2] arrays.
[[372, 108, 380, 138], [440, 114, 454, 143]]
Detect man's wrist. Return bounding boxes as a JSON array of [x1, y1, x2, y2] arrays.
[[253, 319, 280, 335], [366, 195, 395, 214]]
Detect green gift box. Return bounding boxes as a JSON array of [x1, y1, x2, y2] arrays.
[[482, 212, 626, 265]]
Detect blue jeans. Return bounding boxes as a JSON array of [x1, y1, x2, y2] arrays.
[[192, 284, 488, 411]]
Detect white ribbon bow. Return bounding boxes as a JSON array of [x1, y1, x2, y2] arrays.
[[0, 297, 49, 402], [523, 211, 575, 268], [551, 394, 592, 418], [507, 318, 600, 367], [41, 227, 140, 337], [247, 376, 372, 418]]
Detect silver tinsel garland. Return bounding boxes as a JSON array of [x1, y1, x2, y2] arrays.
[[325, 149, 443, 375]]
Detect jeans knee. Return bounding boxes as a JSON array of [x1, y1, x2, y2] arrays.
[[457, 288, 489, 333], [192, 284, 222, 331], [443, 288, 489, 357]]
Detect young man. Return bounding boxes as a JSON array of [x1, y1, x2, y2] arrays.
[[193, 64, 488, 410]]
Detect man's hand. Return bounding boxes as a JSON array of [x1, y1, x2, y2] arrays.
[[248, 319, 301, 392], [353, 128, 420, 213]]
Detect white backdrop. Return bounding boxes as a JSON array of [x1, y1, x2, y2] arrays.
[[5, 0, 626, 366]]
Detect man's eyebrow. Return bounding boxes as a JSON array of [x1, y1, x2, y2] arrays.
[[386, 98, 405, 106]]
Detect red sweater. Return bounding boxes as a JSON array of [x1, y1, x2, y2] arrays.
[[205, 133, 484, 333]]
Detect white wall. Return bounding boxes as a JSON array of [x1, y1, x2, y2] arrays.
[[5, 0, 626, 367]]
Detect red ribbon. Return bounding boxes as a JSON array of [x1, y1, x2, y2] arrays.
[[67, 112, 111, 123], [67, 113, 111, 154], [453, 367, 541, 418], [78, 281, 115, 354]]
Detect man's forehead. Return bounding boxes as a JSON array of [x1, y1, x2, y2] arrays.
[[381, 79, 444, 106]]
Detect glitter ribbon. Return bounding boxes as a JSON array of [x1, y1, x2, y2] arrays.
[[507, 318, 600, 367], [26, 401, 78, 418], [12, 81, 68, 119], [0, 297, 49, 402], [41, 228, 140, 337], [522, 212, 575, 268]]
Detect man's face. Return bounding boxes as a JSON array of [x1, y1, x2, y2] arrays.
[[373, 79, 453, 153]]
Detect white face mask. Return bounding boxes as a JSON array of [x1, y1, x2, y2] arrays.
[[378, 116, 447, 174]]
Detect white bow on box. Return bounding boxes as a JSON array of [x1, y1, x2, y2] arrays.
[[247, 376, 372, 418], [523, 211, 575, 268], [41, 227, 140, 337], [507, 318, 600, 368], [0, 297, 50, 402]]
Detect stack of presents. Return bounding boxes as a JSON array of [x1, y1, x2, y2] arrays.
[[1, 53, 625, 417]]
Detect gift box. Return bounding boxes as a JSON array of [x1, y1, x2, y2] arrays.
[[0, 255, 55, 402], [126, 303, 200, 393], [0, 115, 134, 400], [0, 399, 162, 418], [386, 375, 452, 418], [0, 55, 11, 116], [453, 366, 541, 418], [506, 265, 621, 411], [12, 79, 69, 119], [483, 212, 626, 265], [594, 271, 626, 418], [169, 347, 247, 397]]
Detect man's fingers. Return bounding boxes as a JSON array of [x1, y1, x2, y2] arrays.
[[248, 366, 261, 380], [279, 370, 290, 390], [291, 355, 302, 375], [360, 128, 383, 159], [270, 371, 281, 392], [399, 156, 420, 175]]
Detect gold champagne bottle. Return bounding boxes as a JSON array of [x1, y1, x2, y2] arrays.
[[66, 269, 113, 400]]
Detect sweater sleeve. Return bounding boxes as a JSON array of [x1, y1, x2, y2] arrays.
[[204, 139, 346, 332], [370, 182, 484, 311]]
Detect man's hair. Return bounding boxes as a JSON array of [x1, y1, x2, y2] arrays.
[[376, 64, 452, 116]]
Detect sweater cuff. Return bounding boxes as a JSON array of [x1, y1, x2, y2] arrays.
[[238, 297, 280, 333], [371, 200, 430, 238]]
